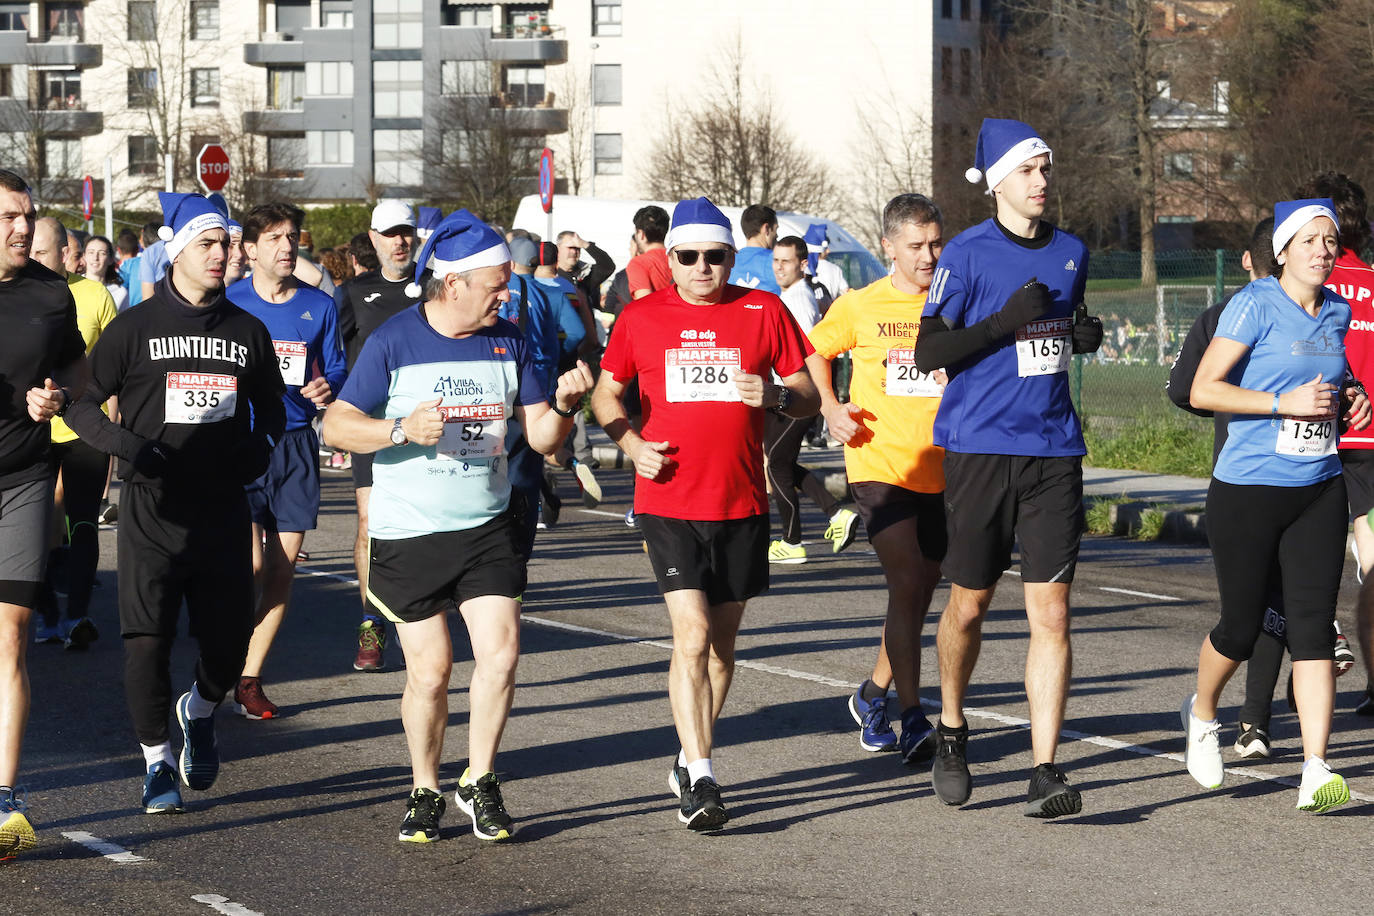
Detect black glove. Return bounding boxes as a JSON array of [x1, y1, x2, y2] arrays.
[[1072, 300, 1103, 354], [132, 440, 175, 479], [985, 278, 1052, 340], [232, 433, 275, 485]]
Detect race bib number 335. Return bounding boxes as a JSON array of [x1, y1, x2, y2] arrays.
[[165, 371, 237, 424], [665, 348, 742, 402], [1015, 317, 1072, 377]]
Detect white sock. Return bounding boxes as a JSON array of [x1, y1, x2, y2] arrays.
[[184, 683, 217, 719], [686, 758, 714, 785], [1303, 756, 1329, 776], [676, 750, 687, 768], [141, 742, 175, 771]]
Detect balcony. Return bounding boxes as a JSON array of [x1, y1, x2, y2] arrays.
[[432, 94, 568, 135], [439, 24, 568, 65], [244, 34, 304, 66], [0, 29, 100, 67], [243, 109, 305, 134], [29, 106, 101, 135]]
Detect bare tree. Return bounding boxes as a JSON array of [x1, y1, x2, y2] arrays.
[[553, 65, 591, 196], [842, 81, 936, 252]]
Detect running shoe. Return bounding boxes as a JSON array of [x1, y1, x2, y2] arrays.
[[931, 721, 972, 805], [898, 707, 938, 764], [233, 677, 279, 720], [1181, 694, 1224, 789], [624, 508, 637, 528], [847, 683, 897, 752], [824, 508, 860, 554], [1024, 763, 1083, 818], [1296, 759, 1350, 813], [61, 616, 98, 652], [668, 757, 690, 799], [97, 499, 118, 525], [33, 621, 61, 644], [142, 763, 184, 814], [175, 692, 219, 791], [767, 540, 807, 564], [678, 776, 728, 831], [354, 618, 386, 671], [540, 491, 561, 528], [1334, 629, 1355, 677], [1355, 688, 1374, 717], [573, 459, 602, 508], [1233, 724, 1271, 760], [398, 787, 446, 843], [0, 789, 35, 859], [455, 769, 514, 841]]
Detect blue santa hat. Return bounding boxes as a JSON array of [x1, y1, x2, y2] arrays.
[[157, 191, 229, 262], [405, 208, 510, 298], [665, 196, 736, 251], [965, 118, 1052, 193], [227, 218, 242, 237], [415, 206, 442, 242], [1273, 198, 1339, 257], [803, 223, 828, 275]]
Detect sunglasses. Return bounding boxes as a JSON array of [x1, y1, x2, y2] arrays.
[[675, 249, 728, 266]]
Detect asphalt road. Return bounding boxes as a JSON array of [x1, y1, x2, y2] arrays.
[[7, 459, 1374, 915]]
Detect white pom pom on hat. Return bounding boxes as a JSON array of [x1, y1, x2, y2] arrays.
[[157, 225, 174, 242], [404, 282, 421, 298], [965, 167, 983, 184]]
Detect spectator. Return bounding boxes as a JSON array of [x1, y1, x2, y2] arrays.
[[627, 205, 671, 299], [728, 204, 780, 293]]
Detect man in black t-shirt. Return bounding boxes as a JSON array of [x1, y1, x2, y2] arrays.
[[66, 191, 285, 817], [0, 169, 89, 859]]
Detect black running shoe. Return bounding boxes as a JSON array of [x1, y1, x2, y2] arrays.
[[455, 770, 514, 841], [668, 758, 690, 800], [1357, 688, 1374, 717], [931, 722, 972, 806], [175, 693, 219, 791], [398, 787, 446, 843], [678, 777, 728, 831], [1024, 763, 1082, 818]]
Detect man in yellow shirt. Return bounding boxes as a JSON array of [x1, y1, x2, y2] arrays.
[[808, 194, 946, 762]]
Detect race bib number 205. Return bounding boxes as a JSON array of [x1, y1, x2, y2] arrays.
[[1015, 317, 1072, 377], [165, 372, 237, 424], [665, 348, 742, 403]]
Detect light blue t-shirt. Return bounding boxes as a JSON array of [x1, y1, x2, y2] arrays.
[[337, 305, 547, 539], [503, 274, 559, 387], [728, 246, 781, 294], [1212, 276, 1350, 487], [139, 240, 169, 285], [534, 274, 586, 358]]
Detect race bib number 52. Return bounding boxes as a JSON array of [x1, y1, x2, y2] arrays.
[[165, 372, 237, 424], [1015, 317, 1072, 377], [437, 403, 507, 460], [665, 348, 742, 403]]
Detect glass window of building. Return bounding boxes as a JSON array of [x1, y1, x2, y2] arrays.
[[504, 66, 544, 108], [42, 70, 81, 108], [127, 68, 157, 108], [441, 60, 491, 96], [373, 60, 422, 117], [373, 128, 423, 187], [373, 0, 422, 48], [594, 133, 621, 175], [307, 130, 354, 166], [191, 68, 219, 107], [47, 2, 82, 39], [190, 1, 218, 39], [267, 66, 305, 110], [127, 1, 155, 40], [268, 135, 306, 177], [275, 0, 309, 33], [128, 136, 157, 175], [42, 138, 80, 178], [593, 64, 621, 106], [306, 61, 353, 97], [592, 0, 620, 36], [0, 3, 28, 32], [443, 4, 492, 27], [321, 0, 353, 27]]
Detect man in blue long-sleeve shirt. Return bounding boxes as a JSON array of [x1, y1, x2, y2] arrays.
[[227, 202, 347, 719]]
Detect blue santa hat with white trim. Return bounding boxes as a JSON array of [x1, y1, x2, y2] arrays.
[[964, 118, 1053, 193], [405, 208, 510, 298], [415, 206, 442, 241], [803, 223, 828, 275], [665, 196, 736, 251], [157, 191, 229, 262], [1272, 198, 1339, 257]]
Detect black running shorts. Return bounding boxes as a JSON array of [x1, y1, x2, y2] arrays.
[[941, 453, 1085, 589], [638, 513, 769, 605], [365, 508, 525, 624], [850, 480, 947, 561], [1340, 448, 1374, 519], [0, 476, 53, 607]]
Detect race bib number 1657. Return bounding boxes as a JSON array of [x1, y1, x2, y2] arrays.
[[1015, 317, 1072, 378]]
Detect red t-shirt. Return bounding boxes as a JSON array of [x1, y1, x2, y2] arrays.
[[601, 284, 813, 519], [1330, 251, 1374, 449], [626, 248, 672, 296]]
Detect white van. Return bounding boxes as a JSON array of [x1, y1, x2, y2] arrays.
[[511, 194, 887, 291]]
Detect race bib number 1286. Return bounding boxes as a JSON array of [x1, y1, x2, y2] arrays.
[[665, 348, 742, 402]]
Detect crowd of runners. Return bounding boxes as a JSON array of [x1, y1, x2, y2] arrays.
[[2, 113, 1374, 857]]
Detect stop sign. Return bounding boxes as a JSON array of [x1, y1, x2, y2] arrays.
[[196, 143, 230, 193]]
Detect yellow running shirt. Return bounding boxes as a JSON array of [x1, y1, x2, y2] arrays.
[[51, 273, 117, 444], [807, 276, 944, 493]]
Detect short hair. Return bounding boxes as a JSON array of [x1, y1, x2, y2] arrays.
[[37, 216, 66, 244], [1293, 171, 1371, 256], [882, 193, 943, 241], [141, 221, 162, 247], [741, 205, 777, 239], [242, 202, 305, 244], [348, 231, 379, 270], [508, 227, 534, 241], [633, 206, 669, 244], [775, 235, 808, 260], [423, 270, 467, 302], [556, 230, 576, 244], [0, 168, 28, 194], [538, 241, 558, 266], [1247, 217, 1276, 278], [318, 248, 349, 285], [116, 228, 139, 255]]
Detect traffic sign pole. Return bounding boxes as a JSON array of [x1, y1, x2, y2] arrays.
[[539, 147, 554, 242], [103, 156, 113, 238]]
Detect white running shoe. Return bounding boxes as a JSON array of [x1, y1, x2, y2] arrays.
[[1181, 694, 1224, 789], [1297, 759, 1349, 813]]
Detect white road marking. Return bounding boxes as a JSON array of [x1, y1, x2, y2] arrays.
[[191, 894, 265, 916], [1099, 586, 1181, 601], [60, 831, 147, 863], [574, 508, 629, 519]]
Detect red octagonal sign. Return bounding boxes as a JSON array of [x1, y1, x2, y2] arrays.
[[196, 143, 230, 193]]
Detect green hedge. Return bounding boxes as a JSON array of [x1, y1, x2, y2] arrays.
[[300, 204, 372, 251]]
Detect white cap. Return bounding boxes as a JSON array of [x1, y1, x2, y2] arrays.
[[370, 199, 416, 233]]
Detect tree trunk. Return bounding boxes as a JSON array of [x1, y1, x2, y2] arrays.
[[1132, 0, 1157, 287]]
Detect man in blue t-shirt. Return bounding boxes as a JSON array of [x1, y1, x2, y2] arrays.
[[727, 204, 780, 294], [226, 202, 347, 721], [914, 118, 1103, 819], [322, 209, 593, 845]]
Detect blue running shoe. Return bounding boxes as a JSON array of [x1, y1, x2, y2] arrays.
[[175, 692, 219, 791], [899, 706, 938, 764], [142, 763, 184, 814], [848, 682, 897, 752]]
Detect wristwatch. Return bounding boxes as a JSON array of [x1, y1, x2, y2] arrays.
[[390, 417, 407, 446], [773, 385, 792, 413]]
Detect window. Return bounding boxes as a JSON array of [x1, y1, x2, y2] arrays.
[[42, 70, 81, 108], [373, 0, 422, 48], [127, 1, 155, 40], [592, 0, 621, 36], [190, 0, 218, 39], [48, 2, 83, 39], [959, 48, 971, 96], [0, 67, 13, 98], [442, 128, 475, 165], [306, 130, 353, 165], [443, 4, 492, 27], [373, 60, 422, 117], [306, 61, 353, 97], [190, 68, 219, 107], [1221, 151, 1248, 182], [960, 0, 971, 19], [1213, 80, 1230, 114], [0, 3, 28, 31], [1163, 152, 1194, 179], [275, 0, 309, 33], [267, 66, 305, 110], [128, 68, 157, 108], [373, 128, 423, 187], [442, 60, 491, 96], [503, 66, 544, 107], [129, 136, 158, 175], [321, 0, 353, 28], [506, 4, 546, 34], [42, 138, 80, 179], [594, 133, 621, 175], [940, 47, 951, 93], [940, 0, 952, 17], [593, 64, 621, 106], [267, 135, 306, 177]]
